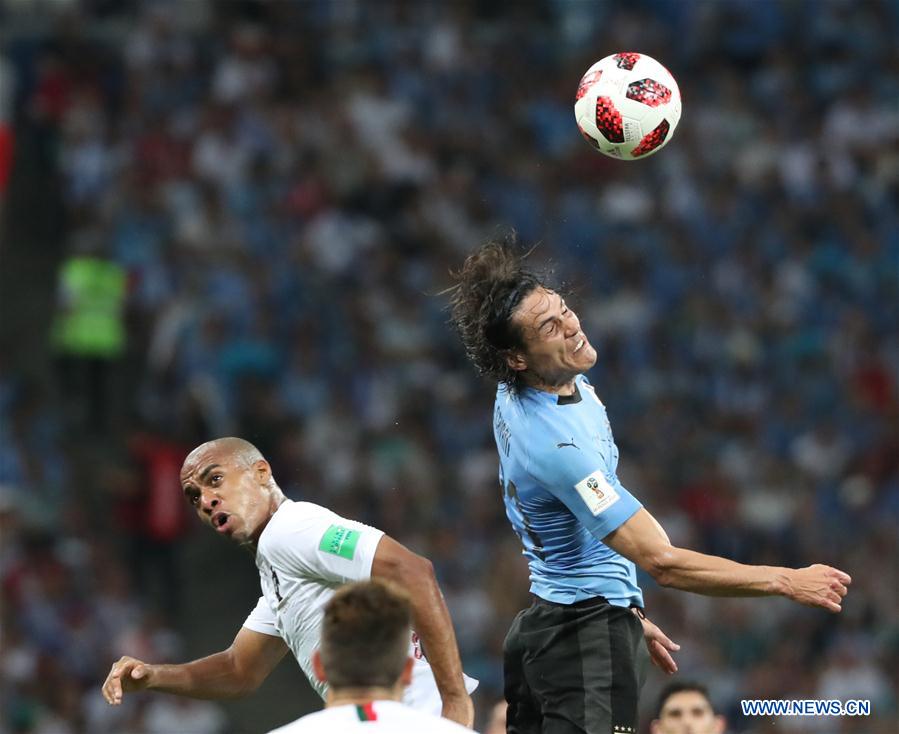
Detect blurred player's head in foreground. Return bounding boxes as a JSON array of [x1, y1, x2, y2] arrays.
[[179, 437, 285, 546], [651, 681, 726, 734], [313, 580, 414, 704], [449, 238, 596, 394]]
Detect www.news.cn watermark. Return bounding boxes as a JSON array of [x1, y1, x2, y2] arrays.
[[741, 699, 871, 717]]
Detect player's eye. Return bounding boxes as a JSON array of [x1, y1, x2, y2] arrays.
[[185, 490, 199, 506], [211, 474, 223, 484]]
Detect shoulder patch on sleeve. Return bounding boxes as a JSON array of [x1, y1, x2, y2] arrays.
[[319, 524, 361, 560], [574, 470, 620, 516]]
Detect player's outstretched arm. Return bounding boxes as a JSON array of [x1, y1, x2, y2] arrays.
[[102, 627, 289, 705], [371, 536, 474, 728], [604, 508, 851, 612]]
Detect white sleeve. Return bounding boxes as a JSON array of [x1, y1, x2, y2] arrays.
[[266, 502, 385, 585], [242, 596, 281, 637]]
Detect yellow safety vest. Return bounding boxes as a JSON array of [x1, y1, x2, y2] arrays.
[[52, 256, 126, 357]]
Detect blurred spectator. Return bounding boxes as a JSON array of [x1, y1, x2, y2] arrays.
[[651, 682, 726, 734], [113, 428, 192, 619], [51, 236, 127, 433]]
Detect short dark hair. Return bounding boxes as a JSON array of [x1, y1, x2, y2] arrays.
[[447, 236, 548, 390], [319, 580, 412, 689], [655, 681, 716, 718]]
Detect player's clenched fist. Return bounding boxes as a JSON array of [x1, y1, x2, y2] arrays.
[[783, 564, 851, 612], [102, 656, 154, 705]]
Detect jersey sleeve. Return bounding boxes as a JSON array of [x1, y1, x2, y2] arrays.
[[265, 502, 385, 585], [525, 417, 642, 541], [242, 596, 281, 637]]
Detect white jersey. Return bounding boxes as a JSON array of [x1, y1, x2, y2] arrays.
[[267, 700, 479, 734], [242, 500, 477, 714]]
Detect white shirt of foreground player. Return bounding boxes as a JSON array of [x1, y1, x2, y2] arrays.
[[267, 700, 481, 734], [241, 500, 477, 714]]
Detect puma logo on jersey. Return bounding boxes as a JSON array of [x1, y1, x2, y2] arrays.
[[557, 438, 579, 450]]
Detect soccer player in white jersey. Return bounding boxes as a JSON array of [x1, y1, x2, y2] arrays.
[[267, 580, 478, 734], [101, 437, 476, 727]]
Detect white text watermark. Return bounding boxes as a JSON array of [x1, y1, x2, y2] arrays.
[[741, 700, 871, 717]]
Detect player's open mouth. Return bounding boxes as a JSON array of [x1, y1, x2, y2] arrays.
[[212, 512, 232, 533], [573, 338, 585, 353]]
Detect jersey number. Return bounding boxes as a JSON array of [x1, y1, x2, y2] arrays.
[[505, 479, 546, 561], [271, 568, 283, 603]]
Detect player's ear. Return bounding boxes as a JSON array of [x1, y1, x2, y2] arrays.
[[649, 720, 661, 734], [312, 650, 328, 683], [254, 459, 271, 483], [506, 350, 528, 372], [399, 656, 414, 687]]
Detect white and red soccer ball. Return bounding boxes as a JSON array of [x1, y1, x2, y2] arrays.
[[574, 52, 681, 160]]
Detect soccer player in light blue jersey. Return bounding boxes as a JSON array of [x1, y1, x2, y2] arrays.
[[449, 240, 851, 734]]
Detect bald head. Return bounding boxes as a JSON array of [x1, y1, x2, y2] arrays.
[[183, 437, 266, 473]]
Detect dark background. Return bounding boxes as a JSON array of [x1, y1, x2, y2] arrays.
[[0, 1, 896, 732]]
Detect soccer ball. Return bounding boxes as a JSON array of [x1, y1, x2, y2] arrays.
[[574, 52, 681, 160]]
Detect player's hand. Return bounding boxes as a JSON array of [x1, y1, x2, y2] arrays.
[[441, 692, 475, 728], [783, 565, 851, 612], [636, 612, 680, 675], [102, 656, 155, 705]]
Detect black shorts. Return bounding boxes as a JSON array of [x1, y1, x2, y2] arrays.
[[503, 595, 649, 734]]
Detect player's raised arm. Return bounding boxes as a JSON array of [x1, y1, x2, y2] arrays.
[[604, 508, 851, 612], [102, 626, 289, 704], [370, 536, 474, 728]]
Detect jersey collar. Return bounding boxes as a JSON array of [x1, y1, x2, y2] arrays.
[[519, 380, 584, 406], [556, 385, 582, 405]]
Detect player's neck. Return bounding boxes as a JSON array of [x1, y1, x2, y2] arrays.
[[242, 490, 288, 552], [326, 684, 403, 707], [522, 372, 578, 396]]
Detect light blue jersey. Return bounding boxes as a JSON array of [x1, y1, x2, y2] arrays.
[[493, 374, 644, 607]]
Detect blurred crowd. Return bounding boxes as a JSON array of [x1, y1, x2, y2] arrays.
[[1, 1, 897, 732]]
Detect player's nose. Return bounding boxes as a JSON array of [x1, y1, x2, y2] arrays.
[[199, 490, 220, 514]]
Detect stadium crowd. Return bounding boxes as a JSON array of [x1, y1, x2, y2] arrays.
[[1, 1, 897, 732]]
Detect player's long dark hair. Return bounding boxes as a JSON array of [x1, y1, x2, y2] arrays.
[[447, 234, 547, 391]]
